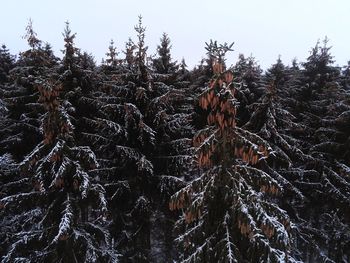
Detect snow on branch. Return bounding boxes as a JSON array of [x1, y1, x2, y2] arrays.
[[53, 195, 74, 243]]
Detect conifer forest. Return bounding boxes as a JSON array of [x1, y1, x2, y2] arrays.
[[1, 17, 350, 263]]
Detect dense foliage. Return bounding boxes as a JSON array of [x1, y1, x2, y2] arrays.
[[1, 19, 350, 263]]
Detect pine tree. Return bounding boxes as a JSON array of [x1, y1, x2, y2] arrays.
[[178, 58, 190, 78], [18, 19, 57, 68], [233, 54, 265, 126], [269, 40, 350, 262], [245, 59, 308, 167], [105, 39, 119, 68], [170, 44, 297, 262], [298, 41, 350, 262], [0, 20, 58, 160], [0, 77, 117, 262], [77, 51, 96, 70], [153, 33, 178, 74], [123, 37, 136, 68], [78, 17, 196, 261], [2, 16, 350, 263], [0, 45, 15, 83], [303, 37, 337, 87], [62, 21, 80, 72], [59, 21, 98, 135], [233, 54, 263, 90], [265, 56, 289, 87], [134, 15, 150, 86]]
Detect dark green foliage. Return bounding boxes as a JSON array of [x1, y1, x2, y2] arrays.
[[170, 44, 297, 262], [233, 54, 265, 126], [62, 21, 79, 71], [1, 78, 116, 262], [303, 37, 337, 86], [0, 45, 15, 83], [72, 18, 194, 262], [0, 20, 58, 160], [104, 39, 120, 69], [1, 19, 350, 263], [153, 33, 178, 74]]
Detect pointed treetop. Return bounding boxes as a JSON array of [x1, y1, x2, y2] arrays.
[[23, 18, 42, 50], [134, 15, 146, 36], [105, 39, 119, 67], [153, 32, 178, 73], [205, 40, 234, 67], [62, 21, 79, 70], [134, 15, 148, 63]]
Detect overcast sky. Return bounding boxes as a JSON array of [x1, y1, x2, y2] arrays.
[[1, 0, 349, 69]]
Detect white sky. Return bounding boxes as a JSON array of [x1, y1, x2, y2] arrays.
[[1, 0, 349, 69]]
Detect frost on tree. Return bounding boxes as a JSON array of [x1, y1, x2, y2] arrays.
[[232, 54, 265, 126], [0, 20, 58, 160], [170, 44, 298, 263], [0, 78, 117, 262], [242, 78, 306, 200], [85, 18, 194, 262], [1, 17, 350, 263], [292, 39, 350, 261]]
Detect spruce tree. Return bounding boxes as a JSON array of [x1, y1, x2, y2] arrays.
[[270, 40, 350, 262], [1, 16, 350, 263], [153, 33, 178, 74], [0, 77, 116, 262], [0, 20, 57, 160], [170, 45, 296, 262], [0, 45, 15, 83], [105, 39, 120, 69], [123, 37, 136, 69], [233, 54, 265, 126], [303, 37, 337, 87], [80, 17, 196, 261]]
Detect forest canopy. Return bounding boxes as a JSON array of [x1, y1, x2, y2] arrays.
[[0, 18, 350, 263]]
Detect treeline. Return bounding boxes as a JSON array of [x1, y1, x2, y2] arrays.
[[0, 17, 350, 263]]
